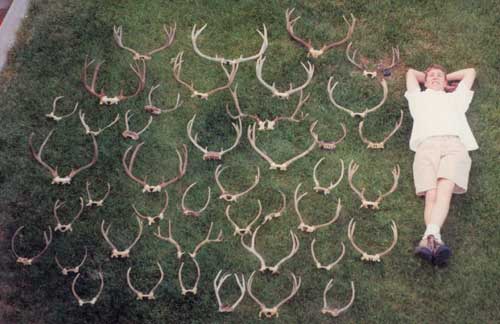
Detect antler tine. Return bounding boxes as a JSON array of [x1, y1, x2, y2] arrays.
[[172, 52, 196, 92], [154, 219, 184, 259], [147, 22, 177, 56], [213, 270, 228, 307], [113, 25, 142, 58], [240, 225, 267, 271], [145, 84, 182, 115], [312, 157, 325, 190], [136, 115, 153, 136], [274, 272, 302, 309], [213, 271, 246, 312], [72, 271, 105, 306], [347, 160, 366, 202], [220, 117, 243, 155], [189, 222, 223, 258], [378, 164, 401, 201], [29, 130, 58, 178], [274, 90, 311, 123], [294, 183, 308, 224], [321, 13, 357, 51], [233, 273, 246, 308], [52, 199, 64, 226], [285, 8, 313, 50], [311, 239, 346, 271], [206, 61, 239, 95], [10, 226, 23, 260], [345, 42, 364, 70]]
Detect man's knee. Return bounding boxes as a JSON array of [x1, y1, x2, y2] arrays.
[[425, 189, 437, 203]]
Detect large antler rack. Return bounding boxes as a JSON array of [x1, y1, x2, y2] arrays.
[[247, 271, 302, 318], [293, 183, 342, 233], [181, 182, 211, 217], [144, 84, 182, 116], [225, 200, 262, 236], [346, 42, 400, 78], [122, 142, 188, 193], [348, 161, 400, 209], [309, 120, 347, 151], [213, 270, 246, 313], [327, 77, 388, 119], [52, 197, 85, 233], [133, 191, 169, 225], [256, 56, 314, 100], [100, 216, 144, 258], [187, 114, 242, 161], [113, 23, 176, 61], [192, 24, 268, 65], [312, 158, 345, 195], [71, 270, 105, 306], [172, 52, 239, 100], [126, 262, 164, 300], [215, 164, 260, 202], [358, 110, 404, 149], [321, 279, 356, 317], [285, 8, 356, 59], [11, 226, 53, 266], [247, 122, 317, 171], [29, 130, 98, 185], [45, 96, 78, 122], [347, 218, 398, 262], [82, 56, 146, 105]]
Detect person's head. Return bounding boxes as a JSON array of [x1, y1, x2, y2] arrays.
[[424, 64, 447, 91]]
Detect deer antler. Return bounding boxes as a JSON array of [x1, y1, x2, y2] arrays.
[[286, 8, 356, 59], [225, 200, 262, 236], [312, 158, 344, 195], [85, 181, 111, 207], [189, 222, 223, 258], [294, 183, 342, 233], [187, 114, 242, 160], [346, 42, 400, 78], [55, 246, 88, 276], [71, 270, 105, 306], [113, 23, 176, 61], [348, 161, 400, 209], [215, 164, 260, 202], [256, 56, 314, 99], [52, 197, 85, 233], [181, 182, 211, 217], [247, 123, 317, 171], [358, 110, 404, 149], [126, 262, 164, 300], [213, 271, 246, 312], [347, 218, 398, 262], [79, 110, 120, 137], [172, 52, 239, 100], [321, 279, 355, 317], [192, 24, 268, 65], [45, 96, 78, 121], [122, 110, 153, 141], [154, 219, 184, 259], [100, 216, 144, 258], [309, 120, 347, 151], [247, 271, 301, 318], [311, 239, 345, 271], [133, 191, 169, 225], [327, 77, 388, 118], [122, 142, 188, 193], [262, 190, 287, 224], [144, 84, 182, 116], [11, 226, 52, 266], [29, 130, 98, 185], [178, 256, 201, 295]]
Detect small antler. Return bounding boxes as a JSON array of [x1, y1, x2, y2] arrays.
[[71, 270, 105, 306], [55, 246, 88, 276], [321, 279, 355, 317], [347, 218, 398, 262], [52, 197, 85, 233], [181, 182, 211, 217], [144, 84, 182, 116], [79, 110, 120, 137], [133, 191, 169, 225], [189, 222, 223, 258], [122, 110, 153, 141], [85, 181, 111, 207], [311, 239, 345, 271], [312, 158, 344, 195], [178, 256, 201, 295], [215, 164, 260, 202], [100, 216, 144, 258], [213, 270, 246, 312], [225, 200, 262, 236], [309, 120, 347, 151], [358, 110, 404, 149], [154, 219, 184, 259], [11, 226, 52, 266], [262, 190, 287, 224], [45, 96, 78, 121], [126, 262, 164, 300], [346, 42, 400, 78]]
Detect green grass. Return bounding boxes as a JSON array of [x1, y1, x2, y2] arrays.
[[1, 0, 499, 323]]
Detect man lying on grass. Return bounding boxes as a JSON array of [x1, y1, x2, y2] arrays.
[[405, 65, 477, 266]]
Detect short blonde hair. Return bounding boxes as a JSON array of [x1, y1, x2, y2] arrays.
[[424, 64, 447, 81]]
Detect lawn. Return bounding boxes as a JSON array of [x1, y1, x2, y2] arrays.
[[1, 0, 499, 323]]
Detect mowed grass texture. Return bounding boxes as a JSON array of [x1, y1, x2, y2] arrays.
[[1, 0, 499, 323]]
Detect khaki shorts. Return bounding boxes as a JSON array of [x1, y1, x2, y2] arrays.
[[413, 136, 472, 196]]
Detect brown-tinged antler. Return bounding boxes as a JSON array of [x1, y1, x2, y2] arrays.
[[100, 216, 144, 258], [286, 8, 356, 59], [122, 110, 153, 141], [358, 110, 404, 149], [181, 182, 211, 217], [55, 246, 88, 276], [178, 256, 201, 295], [187, 114, 242, 160], [192, 24, 268, 65], [11, 226, 52, 266], [122, 142, 188, 193], [247, 123, 317, 171], [309, 120, 347, 151], [347, 218, 398, 262], [172, 52, 239, 100], [312, 158, 345, 195], [126, 262, 164, 300], [256, 56, 314, 99], [85, 181, 111, 207], [240, 225, 299, 274], [144, 84, 182, 116], [213, 270, 246, 313], [154, 219, 184, 259], [262, 190, 287, 224], [133, 191, 169, 225], [311, 239, 345, 271], [189, 222, 223, 258], [46, 96, 78, 121], [322, 279, 355, 317], [225, 200, 262, 236], [82, 56, 146, 105], [293, 183, 342, 233], [113, 23, 176, 61], [29, 130, 98, 185], [215, 164, 260, 202], [79, 110, 120, 137], [346, 42, 400, 78], [247, 271, 302, 318], [226, 85, 267, 130], [327, 77, 388, 118], [348, 161, 400, 209], [71, 270, 104, 306], [52, 197, 85, 233]]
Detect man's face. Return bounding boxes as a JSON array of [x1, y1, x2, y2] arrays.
[[424, 68, 446, 91]]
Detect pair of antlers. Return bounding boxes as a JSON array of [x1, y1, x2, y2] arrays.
[[122, 110, 153, 141], [347, 218, 398, 262], [72, 270, 104, 306], [52, 197, 84, 233], [127, 262, 164, 300], [346, 42, 400, 78], [55, 247, 88, 276], [11, 226, 52, 266], [225, 200, 262, 236], [101, 216, 144, 258], [144, 84, 182, 116], [45, 96, 78, 122], [215, 164, 260, 202], [309, 120, 347, 151], [181, 182, 211, 217], [213, 270, 246, 312], [133, 191, 169, 225], [359, 110, 404, 149], [312, 158, 345, 195], [79, 110, 120, 137], [85, 181, 111, 207]]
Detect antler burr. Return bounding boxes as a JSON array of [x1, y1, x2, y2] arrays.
[[11, 226, 52, 266], [347, 218, 398, 262]]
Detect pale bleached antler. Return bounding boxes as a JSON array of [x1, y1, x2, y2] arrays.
[[122, 110, 153, 141], [46, 96, 78, 121], [346, 42, 400, 78], [225, 200, 262, 236], [189, 222, 223, 258], [126, 262, 164, 300], [55, 246, 88, 275], [78, 110, 120, 137], [347, 218, 398, 262], [262, 190, 287, 224], [71, 270, 104, 306], [213, 270, 246, 313], [358, 110, 404, 149], [313, 158, 344, 195], [101, 216, 144, 258], [133, 191, 169, 225], [181, 182, 211, 217], [144, 84, 182, 116], [309, 120, 347, 151], [311, 239, 345, 271], [11, 226, 52, 266], [215, 164, 260, 202], [52, 197, 85, 233], [85, 181, 111, 207], [154, 219, 184, 259], [178, 256, 201, 295], [321, 279, 355, 317]]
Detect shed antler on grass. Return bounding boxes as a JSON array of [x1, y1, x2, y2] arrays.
[[11, 226, 52, 266], [154, 219, 184, 259], [178, 256, 201, 295], [312, 158, 344, 195], [85, 181, 111, 207], [122, 110, 153, 141], [262, 190, 287, 225], [311, 239, 345, 271], [79, 110, 120, 137], [347, 218, 398, 262], [189, 222, 223, 258], [225, 200, 262, 236]]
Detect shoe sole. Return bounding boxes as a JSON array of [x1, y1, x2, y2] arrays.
[[433, 246, 452, 266]]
